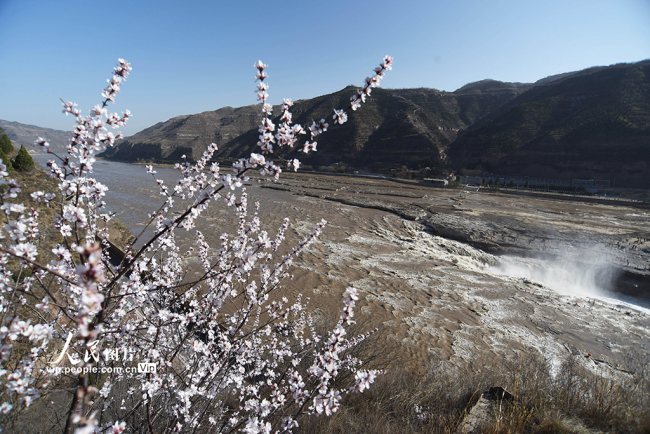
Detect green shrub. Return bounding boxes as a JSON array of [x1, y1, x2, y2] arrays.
[[13, 145, 35, 172], [0, 128, 13, 155], [0, 148, 13, 173]]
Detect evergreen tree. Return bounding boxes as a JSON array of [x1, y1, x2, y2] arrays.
[[0, 148, 14, 173], [0, 128, 13, 155], [13, 145, 35, 172]]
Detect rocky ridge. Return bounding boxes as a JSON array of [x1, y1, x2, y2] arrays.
[[99, 81, 532, 168], [447, 60, 650, 187]]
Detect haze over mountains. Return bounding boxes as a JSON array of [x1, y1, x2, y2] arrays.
[[4, 60, 649, 188]]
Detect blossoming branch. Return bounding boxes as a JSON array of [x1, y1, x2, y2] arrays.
[[0, 56, 392, 434]]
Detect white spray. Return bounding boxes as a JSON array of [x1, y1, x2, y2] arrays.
[[492, 250, 618, 298]]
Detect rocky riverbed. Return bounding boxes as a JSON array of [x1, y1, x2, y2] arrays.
[[251, 173, 650, 376], [50, 157, 650, 379]]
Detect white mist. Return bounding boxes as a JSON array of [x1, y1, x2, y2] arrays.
[[492, 253, 617, 299]]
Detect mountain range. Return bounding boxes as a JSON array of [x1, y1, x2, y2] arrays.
[[98, 80, 534, 170], [0, 119, 70, 154], [447, 61, 650, 188], [3, 60, 649, 188]]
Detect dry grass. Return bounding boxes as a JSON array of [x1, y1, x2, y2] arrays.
[[296, 347, 650, 434]]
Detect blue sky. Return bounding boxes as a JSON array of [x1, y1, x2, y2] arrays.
[[0, 0, 648, 137]]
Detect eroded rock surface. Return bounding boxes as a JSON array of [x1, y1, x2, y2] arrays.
[[254, 173, 650, 375]]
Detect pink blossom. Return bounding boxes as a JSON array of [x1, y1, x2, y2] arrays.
[[35, 137, 50, 149], [249, 153, 266, 166], [288, 159, 300, 172], [13, 243, 38, 260], [350, 95, 362, 111], [353, 370, 379, 393], [292, 124, 306, 136], [256, 91, 269, 102], [114, 58, 132, 79], [309, 120, 328, 138], [333, 109, 348, 124], [301, 141, 317, 153], [381, 55, 394, 70], [0, 56, 393, 431], [61, 101, 80, 116], [109, 421, 126, 433], [280, 111, 292, 123], [91, 104, 107, 117], [261, 103, 272, 114], [3, 179, 21, 198], [60, 224, 72, 237]]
